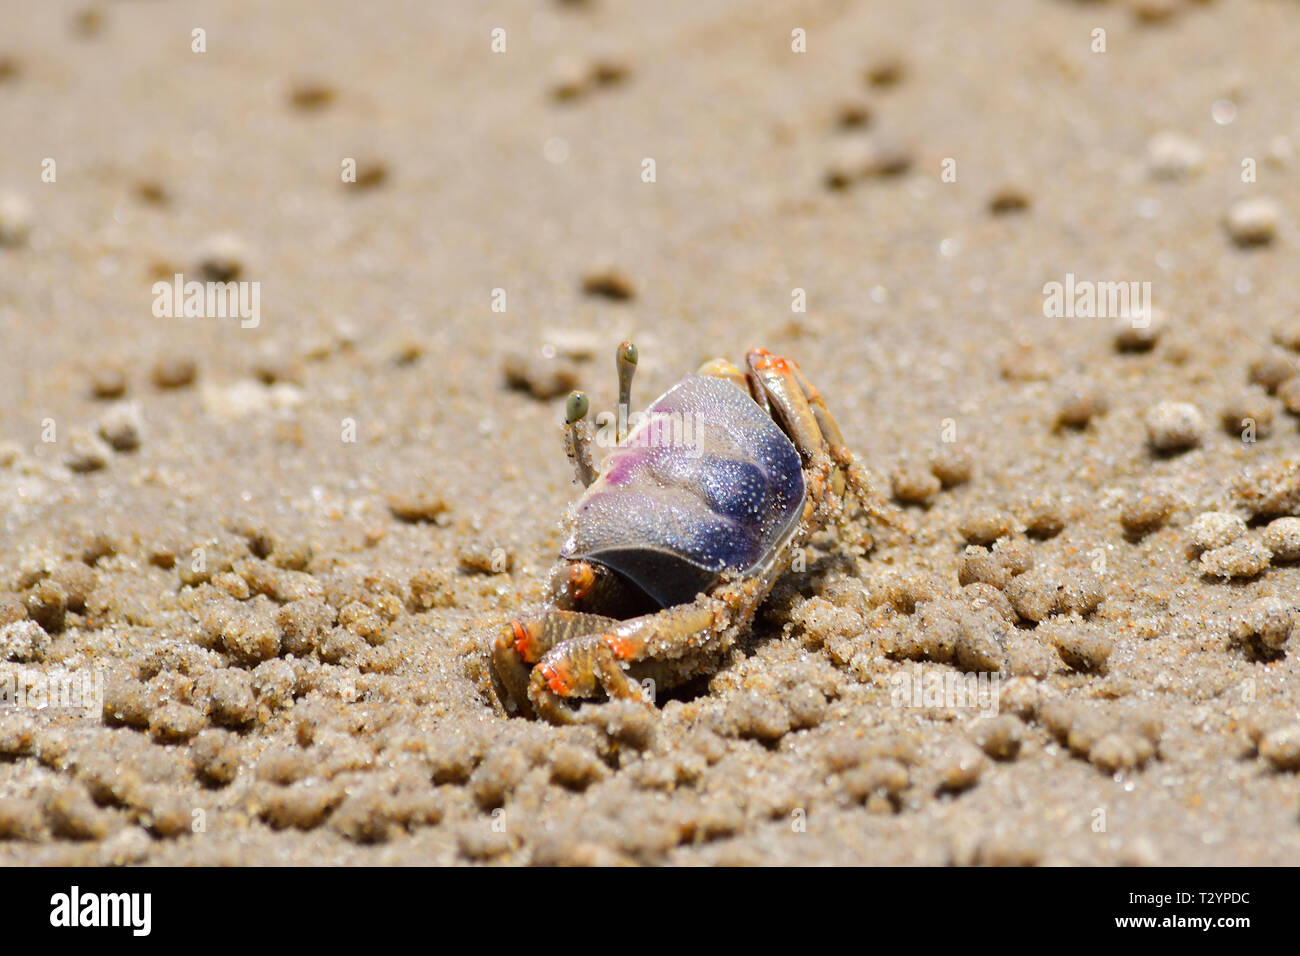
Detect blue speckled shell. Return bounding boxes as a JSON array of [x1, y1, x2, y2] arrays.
[[561, 375, 806, 608]]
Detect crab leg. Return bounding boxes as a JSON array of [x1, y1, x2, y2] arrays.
[[527, 571, 786, 724], [785, 359, 875, 494], [745, 348, 845, 535], [527, 600, 722, 723], [493, 609, 619, 717], [747, 348, 905, 532], [528, 633, 649, 724]]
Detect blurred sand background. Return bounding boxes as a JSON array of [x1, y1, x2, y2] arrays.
[[1, 0, 1300, 864]]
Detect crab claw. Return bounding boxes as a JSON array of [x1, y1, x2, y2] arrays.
[[696, 358, 748, 392]]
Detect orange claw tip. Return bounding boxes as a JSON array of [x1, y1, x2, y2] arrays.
[[540, 662, 575, 696], [509, 620, 533, 658]]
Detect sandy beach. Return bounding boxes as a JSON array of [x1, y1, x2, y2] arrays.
[[1, 0, 1299, 865]]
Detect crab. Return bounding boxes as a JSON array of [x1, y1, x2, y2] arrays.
[[490, 341, 896, 724]]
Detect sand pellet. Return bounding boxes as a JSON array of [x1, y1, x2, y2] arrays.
[[503, 351, 582, 400], [1231, 462, 1300, 519], [864, 56, 905, 87], [1258, 725, 1300, 772], [825, 136, 911, 188], [289, 81, 336, 110], [1220, 391, 1274, 438], [988, 187, 1030, 215], [1200, 539, 1271, 579], [937, 742, 985, 792], [1273, 320, 1300, 352], [97, 401, 142, 452], [1229, 597, 1295, 660], [43, 788, 109, 841], [25, 580, 67, 634], [1146, 130, 1203, 179], [386, 490, 449, 524], [953, 608, 1008, 672], [89, 363, 127, 399], [1055, 387, 1109, 429], [836, 101, 872, 129], [581, 268, 635, 301], [929, 445, 973, 487], [1130, 0, 1179, 24], [972, 715, 1023, 761], [1120, 489, 1176, 536], [957, 507, 1015, 546], [458, 545, 515, 575], [1224, 197, 1280, 247], [149, 702, 207, 743], [724, 692, 792, 742], [152, 356, 198, 389], [892, 462, 941, 505], [1264, 517, 1300, 561], [1114, 324, 1158, 354], [1277, 377, 1300, 414], [1051, 619, 1113, 673], [1188, 511, 1247, 552], [0, 620, 48, 662], [958, 547, 1011, 589], [64, 430, 111, 473], [0, 798, 45, 841], [1249, 355, 1296, 393], [1145, 401, 1204, 452], [196, 234, 247, 282], [201, 669, 258, 728], [1021, 495, 1066, 539], [0, 192, 31, 246]]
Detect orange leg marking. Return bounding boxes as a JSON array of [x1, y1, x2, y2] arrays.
[[601, 632, 641, 660], [749, 348, 793, 376]]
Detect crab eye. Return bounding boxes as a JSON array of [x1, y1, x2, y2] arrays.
[[566, 391, 590, 424], [617, 341, 638, 369]]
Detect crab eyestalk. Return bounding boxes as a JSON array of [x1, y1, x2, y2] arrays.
[[564, 390, 598, 488], [616, 340, 637, 446]]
